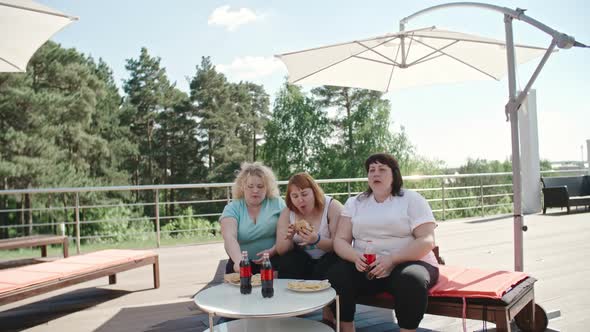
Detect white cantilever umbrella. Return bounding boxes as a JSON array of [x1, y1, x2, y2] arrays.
[[276, 3, 587, 272], [277, 26, 548, 92], [0, 0, 78, 72]]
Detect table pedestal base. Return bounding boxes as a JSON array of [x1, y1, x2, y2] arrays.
[[204, 317, 334, 332]]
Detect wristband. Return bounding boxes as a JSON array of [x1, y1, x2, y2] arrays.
[[311, 234, 321, 246]]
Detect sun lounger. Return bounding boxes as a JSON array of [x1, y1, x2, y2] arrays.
[[0, 235, 69, 258], [0, 249, 159, 306], [357, 247, 548, 332]]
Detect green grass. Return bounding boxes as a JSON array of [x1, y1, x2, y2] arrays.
[[0, 235, 223, 260]]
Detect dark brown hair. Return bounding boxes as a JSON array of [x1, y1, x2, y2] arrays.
[[285, 172, 325, 213], [361, 153, 404, 198]]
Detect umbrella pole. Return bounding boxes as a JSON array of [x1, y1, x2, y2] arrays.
[[504, 15, 524, 272]]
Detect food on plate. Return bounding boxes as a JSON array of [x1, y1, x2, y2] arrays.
[[224, 273, 261, 286], [287, 280, 330, 291]]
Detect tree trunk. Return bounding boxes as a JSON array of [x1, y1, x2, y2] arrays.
[[25, 193, 32, 236], [169, 189, 175, 217], [343, 89, 353, 155], [343, 88, 354, 177], [252, 131, 257, 161], [62, 194, 70, 237], [0, 178, 7, 239], [207, 133, 213, 200], [19, 194, 25, 237], [148, 135, 153, 185], [208, 134, 213, 171], [134, 155, 140, 202]]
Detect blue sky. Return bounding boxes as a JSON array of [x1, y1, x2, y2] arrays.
[[42, 0, 589, 167]]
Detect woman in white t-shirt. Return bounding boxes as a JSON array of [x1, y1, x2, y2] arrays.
[[328, 153, 440, 332]]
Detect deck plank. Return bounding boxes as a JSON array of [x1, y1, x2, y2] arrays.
[[0, 212, 588, 331]]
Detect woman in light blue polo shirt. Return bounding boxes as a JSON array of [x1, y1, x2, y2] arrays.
[[220, 162, 285, 274]]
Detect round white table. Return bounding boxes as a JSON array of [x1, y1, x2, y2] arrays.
[[194, 279, 340, 332]]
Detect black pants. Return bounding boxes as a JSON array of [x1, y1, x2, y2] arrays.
[[278, 248, 338, 280], [327, 258, 439, 330], [225, 255, 281, 275]]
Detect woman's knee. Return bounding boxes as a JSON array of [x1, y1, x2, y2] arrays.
[[313, 252, 339, 280], [277, 250, 307, 278], [327, 258, 355, 288], [393, 262, 433, 292]]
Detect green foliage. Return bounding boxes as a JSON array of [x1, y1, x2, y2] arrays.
[[122, 47, 178, 187], [161, 207, 221, 239], [83, 205, 153, 243], [311, 86, 415, 179], [262, 82, 330, 179], [190, 57, 252, 182]]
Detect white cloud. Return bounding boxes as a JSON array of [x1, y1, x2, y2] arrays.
[[217, 56, 285, 80], [207, 5, 263, 31]]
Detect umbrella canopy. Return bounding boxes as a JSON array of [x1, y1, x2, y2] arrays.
[[276, 27, 549, 92], [0, 0, 78, 72]]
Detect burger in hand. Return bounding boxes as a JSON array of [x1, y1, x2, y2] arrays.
[[294, 219, 314, 234]]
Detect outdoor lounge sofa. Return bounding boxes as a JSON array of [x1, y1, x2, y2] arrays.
[[541, 175, 590, 214], [357, 247, 548, 332], [0, 249, 159, 306]]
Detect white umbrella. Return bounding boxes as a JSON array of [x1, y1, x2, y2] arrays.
[[277, 27, 548, 92], [0, 0, 78, 72], [276, 3, 587, 272]]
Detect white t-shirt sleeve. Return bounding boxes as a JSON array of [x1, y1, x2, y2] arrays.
[[406, 191, 436, 231], [341, 196, 358, 218]]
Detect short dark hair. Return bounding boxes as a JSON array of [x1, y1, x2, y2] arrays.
[[361, 153, 404, 199]]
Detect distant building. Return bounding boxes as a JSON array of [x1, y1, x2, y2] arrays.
[[549, 160, 587, 170]]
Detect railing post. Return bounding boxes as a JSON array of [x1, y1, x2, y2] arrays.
[[347, 182, 351, 199], [155, 189, 160, 248], [75, 193, 80, 254], [441, 178, 446, 221], [226, 186, 231, 203], [480, 177, 485, 217]]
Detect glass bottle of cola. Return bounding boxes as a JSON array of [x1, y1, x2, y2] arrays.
[[239, 251, 252, 294], [261, 253, 274, 298]]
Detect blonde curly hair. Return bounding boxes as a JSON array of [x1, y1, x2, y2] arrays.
[[232, 162, 280, 199]]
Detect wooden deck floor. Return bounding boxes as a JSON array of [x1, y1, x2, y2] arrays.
[[1, 210, 589, 331]]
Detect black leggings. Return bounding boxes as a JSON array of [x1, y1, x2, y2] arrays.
[[278, 248, 338, 280], [327, 258, 439, 330]]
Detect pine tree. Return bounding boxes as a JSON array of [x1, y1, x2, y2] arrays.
[[189, 57, 247, 182], [123, 47, 175, 187]]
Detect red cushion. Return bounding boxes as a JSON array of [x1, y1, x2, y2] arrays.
[[0, 250, 156, 295], [371, 265, 528, 301], [429, 265, 528, 299]]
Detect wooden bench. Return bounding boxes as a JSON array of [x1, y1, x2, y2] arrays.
[[0, 235, 69, 258], [357, 247, 548, 332], [0, 249, 159, 306]]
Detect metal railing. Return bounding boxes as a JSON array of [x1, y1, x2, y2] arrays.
[[0, 169, 586, 254]]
